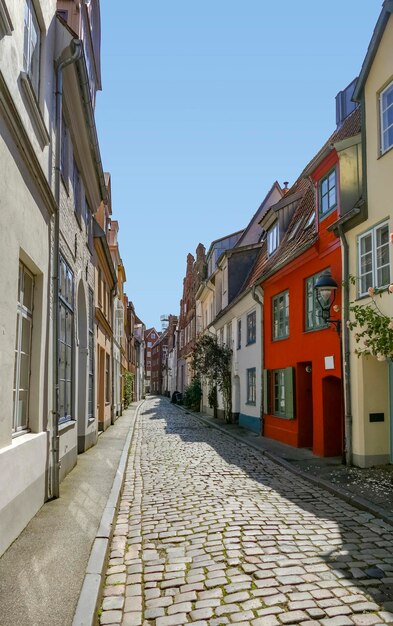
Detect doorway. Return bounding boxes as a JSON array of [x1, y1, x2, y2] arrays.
[[322, 375, 343, 457], [297, 362, 313, 448]]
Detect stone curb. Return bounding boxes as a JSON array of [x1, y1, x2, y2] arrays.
[[72, 400, 144, 626], [172, 401, 393, 528]]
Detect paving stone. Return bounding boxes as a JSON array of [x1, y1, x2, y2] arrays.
[[279, 611, 309, 624], [155, 615, 188, 626], [252, 617, 280, 626], [100, 611, 123, 625], [102, 596, 124, 611]]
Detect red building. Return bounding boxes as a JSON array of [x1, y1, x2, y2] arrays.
[[250, 107, 360, 457], [144, 327, 159, 393]]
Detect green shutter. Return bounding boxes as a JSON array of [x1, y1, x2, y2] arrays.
[[284, 367, 295, 419], [263, 369, 271, 414]]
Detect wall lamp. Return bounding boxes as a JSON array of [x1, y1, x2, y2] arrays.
[[314, 270, 341, 335]]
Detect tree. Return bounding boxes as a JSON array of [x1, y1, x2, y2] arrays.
[[191, 334, 232, 421]]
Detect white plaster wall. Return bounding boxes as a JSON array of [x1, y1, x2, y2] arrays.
[[0, 432, 47, 555]]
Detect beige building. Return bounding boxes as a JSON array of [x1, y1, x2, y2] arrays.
[[94, 173, 117, 431], [332, 2, 393, 466], [0, 0, 57, 557]]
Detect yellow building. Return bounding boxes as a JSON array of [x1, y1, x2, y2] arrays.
[[333, 2, 393, 467]]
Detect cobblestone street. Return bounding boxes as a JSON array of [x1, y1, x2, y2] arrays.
[[99, 398, 393, 626]]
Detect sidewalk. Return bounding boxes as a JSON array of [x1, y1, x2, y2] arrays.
[[0, 402, 141, 626], [173, 401, 393, 526]]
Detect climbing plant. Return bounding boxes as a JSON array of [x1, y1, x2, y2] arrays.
[[348, 283, 393, 361], [123, 371, 134, 407], [183, 377, 202, 411], [191, 334, 232, 421]]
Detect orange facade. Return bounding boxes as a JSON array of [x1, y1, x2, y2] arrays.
[[262, 155, 344, 457]]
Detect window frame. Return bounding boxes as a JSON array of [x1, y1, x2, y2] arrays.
[[267, 222, 279, 256], [358, 220, 390, 297], [272, 367, 295, 419], [319, 167, 337, 218], [237, 318, 241, 350], [88, 287, 94, 421], [13, 262, 34, 434], [305, 270, 329, 332], [58, 257, 74, 424], [272, 290, 289, 340], [246, 310, 256, 345], [246, 368, 256, 405], [380, 80, 393, 155], [23, 0, 41, 99]]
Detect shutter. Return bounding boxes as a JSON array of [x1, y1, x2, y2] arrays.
[[263, 369, 271, 414], [284, 367, 295, 419]]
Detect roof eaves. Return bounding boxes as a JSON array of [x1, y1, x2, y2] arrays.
[[353, 1, 393, 102]]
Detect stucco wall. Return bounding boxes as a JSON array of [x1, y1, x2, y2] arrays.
[[347, 14, 393, 465]]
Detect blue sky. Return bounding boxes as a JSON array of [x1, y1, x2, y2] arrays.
[[96, 1, 381, 330]]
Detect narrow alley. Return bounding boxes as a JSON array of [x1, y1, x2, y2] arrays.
[[98, 398, 393, 626]]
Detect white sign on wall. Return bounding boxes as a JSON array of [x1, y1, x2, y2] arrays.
[[324, 356, 335, 370]]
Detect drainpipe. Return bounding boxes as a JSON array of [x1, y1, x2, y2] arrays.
[[252, 285, 264, 436], [52, 40, 83, 499], [110, 286, 116, 424], [337, 223, 353, 466]]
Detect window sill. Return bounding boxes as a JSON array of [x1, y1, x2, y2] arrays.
[[61, 173, 69, 195], [319, 205, 337, 222], [87, 417, 96, 426], [304, 326, 328, 333], [378, 144, 393, 159], [246, 401, 256, 406], [272, 413, 294, 420], [272, 336, 289, 342], [246, 340, 256, 346], [59, 419, 76, 433], [12, 428, 31, 439], [0, 0, 13, 36], [19, 72, 50, 148]]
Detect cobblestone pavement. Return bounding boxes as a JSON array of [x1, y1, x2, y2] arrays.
[[98, 397, 393, 626]]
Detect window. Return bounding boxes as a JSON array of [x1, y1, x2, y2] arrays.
[[358, 221, 390, 296], [226, 322, 232, 347], [237, 319, 241, 350], [305, 211, 315, 228], [267, 222, 279, 255], [59, 258, 74, 423], [246, 368, 256, 405], [247, 311, 256, 345], [88, 288, 94, 420], [305, 271, 328, 331], [13, 263, 34, 433], [273, 368, 294, 419], [272, 291, 289, 340], [61, 117, 68, 180], [147, 341, 152, 347], [151, 333, 156, 339], [319, 168, 337, 216], [23, 0, 41, 97], [380, 81, 393, 154], [105, 354, 110, 403], [72, 158, 82, 221]]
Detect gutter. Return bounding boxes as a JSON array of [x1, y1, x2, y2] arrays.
[[337, 223, 353, 466], [52, 39, 83, 500], [74, 42, 107, 204]]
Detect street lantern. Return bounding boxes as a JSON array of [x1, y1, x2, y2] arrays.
[[314, 269, 341, 333]]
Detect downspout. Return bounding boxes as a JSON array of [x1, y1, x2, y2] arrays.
[[337, 223, 353, 466], [110, 285, 116, 424], [52, 39, 83, 499], [252, 285, 264, 436]]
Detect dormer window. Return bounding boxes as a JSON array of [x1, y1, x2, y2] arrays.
[[380, 81, 393, 154], [319, 168, 337, 217], [267, 222, 279, 255]]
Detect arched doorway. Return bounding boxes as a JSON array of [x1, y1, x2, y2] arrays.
[[77, 280, 88, 453]]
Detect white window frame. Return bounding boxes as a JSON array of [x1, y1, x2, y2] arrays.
[[246, 310, 256, 345], [23, 0, 41, 98], [358, 221, 390, 297], [380, 80, 393, 155], [267, 222, 279, 255], [13, 262, 34, 434]]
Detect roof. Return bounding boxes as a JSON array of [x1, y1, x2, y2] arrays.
[[245, 107, 362, 288], [353, 1, 393, 102], [235, 181, 283, 247], [206, 229, 245, 258], [301, 107, 361, 178]]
